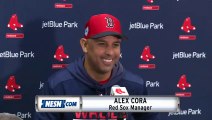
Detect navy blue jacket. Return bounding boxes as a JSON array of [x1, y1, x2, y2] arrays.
[[34, 56, 159, 120]]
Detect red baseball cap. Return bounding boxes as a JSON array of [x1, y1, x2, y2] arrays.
[[84, 14, 127, 40]]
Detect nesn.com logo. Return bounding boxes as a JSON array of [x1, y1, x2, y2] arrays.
[[41, 100, 77, 108]]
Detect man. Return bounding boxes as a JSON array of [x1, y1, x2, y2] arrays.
[[34, 14, 159, 120]]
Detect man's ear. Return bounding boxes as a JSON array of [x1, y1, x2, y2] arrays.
[[80, 38, 88, 53]]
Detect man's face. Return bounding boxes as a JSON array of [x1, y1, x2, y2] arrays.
[[84, 36, 121, 74]]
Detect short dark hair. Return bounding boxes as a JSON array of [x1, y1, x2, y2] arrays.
[[0, 113, 22, 120]]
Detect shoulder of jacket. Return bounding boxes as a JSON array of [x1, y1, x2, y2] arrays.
[[123, 70, 144, 85], [48, 68, 74, 89]]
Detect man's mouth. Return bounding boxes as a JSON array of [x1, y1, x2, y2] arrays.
[[103, 59, 113, 63]]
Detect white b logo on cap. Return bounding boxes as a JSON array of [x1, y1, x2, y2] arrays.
[[105, 17, 114, 28]]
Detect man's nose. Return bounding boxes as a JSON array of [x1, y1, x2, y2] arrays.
[[105, 46, 114, 56]]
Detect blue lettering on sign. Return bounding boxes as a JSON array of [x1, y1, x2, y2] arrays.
[[41, 100, 77, 108]]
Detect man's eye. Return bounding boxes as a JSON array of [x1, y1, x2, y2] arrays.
[[98, 42, 106, 46], [113, 43, 120, 47]]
